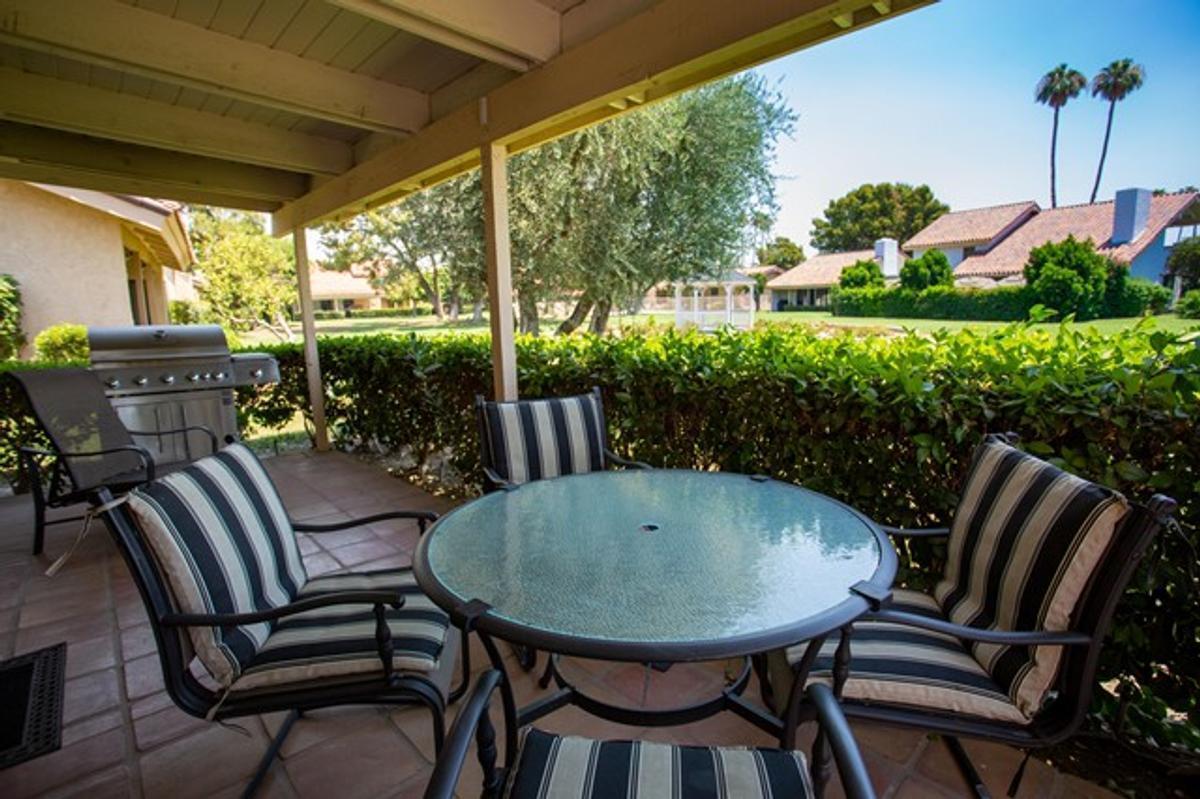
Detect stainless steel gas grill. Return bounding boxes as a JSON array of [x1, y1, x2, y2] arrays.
[[87, 325, 279, 468]]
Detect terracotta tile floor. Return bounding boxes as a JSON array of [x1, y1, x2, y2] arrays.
[[0, 451, 1119, 798]]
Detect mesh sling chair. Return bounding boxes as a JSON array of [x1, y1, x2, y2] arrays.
[[475, 386, 650, 672], [9, 367, 217, 555], [96, 442, 470, 798], [424, 670, 877, 799], [768, 434, 1178, 798]]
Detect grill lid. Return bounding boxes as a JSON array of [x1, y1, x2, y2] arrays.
[[88, 325, 230, 363]]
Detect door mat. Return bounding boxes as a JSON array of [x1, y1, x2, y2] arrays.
[[0, 642, 66, 769]]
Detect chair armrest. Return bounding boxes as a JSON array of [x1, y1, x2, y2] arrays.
[[128, 424, 219, 454], [425, 670, 504, 799], [863, 609, 1092, 646], [808, 683, 875, 799], [604, 448, 651, 470], [483, 466, 515, 490], [293, 509, 439, 535], [880, 525, 950, 538], [160, 590, 404, 627], [21, 444, 156, 482]]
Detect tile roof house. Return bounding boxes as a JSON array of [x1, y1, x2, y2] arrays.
[[903, 189, 1199, 286], [309, 263, 393, 313], [767, 239, 902, 309]]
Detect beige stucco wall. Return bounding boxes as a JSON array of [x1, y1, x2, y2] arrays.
[[0, 180, 133, 357]]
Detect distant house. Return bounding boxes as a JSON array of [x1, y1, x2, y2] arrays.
[[0, 180, 194, 357], [903, 189, 1200, 291], [308, 261, 403, 313], [767, 239, 902, 310]]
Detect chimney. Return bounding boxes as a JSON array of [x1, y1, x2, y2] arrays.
[[1111, 188, 1152, 245], [875, 238, 900, 278]]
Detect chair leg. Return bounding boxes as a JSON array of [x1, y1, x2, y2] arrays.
[[944, 735, 992, 799], [24, 453, 46, 556], [514, 644, 537, 672], [242, 708, 299, 798], [448, 628, 472, 704]]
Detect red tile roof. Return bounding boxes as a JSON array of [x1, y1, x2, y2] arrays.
[[766, 250, 876, 289], [956, 192, 1198, 278], [904, 201, 1039, 250]]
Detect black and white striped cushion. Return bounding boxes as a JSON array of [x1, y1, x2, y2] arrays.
[[480, 391, 607, 485], [505, 728, 813, 799], [790, 589, 1026, 724], [935, 437, 1129, 717], [233, 569, 449, 690], [127, 444, 308, 686]]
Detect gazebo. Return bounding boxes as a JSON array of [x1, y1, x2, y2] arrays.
[[674, 270, 757, 331], [0, 0, 932, 448]]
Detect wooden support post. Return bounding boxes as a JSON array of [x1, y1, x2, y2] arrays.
[[482, 142, 517, 400], [293, 229, 330, 450]]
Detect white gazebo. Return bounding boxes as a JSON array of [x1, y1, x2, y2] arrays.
[[674, 269, 757, 331]]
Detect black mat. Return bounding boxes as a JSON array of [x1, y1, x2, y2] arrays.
[[0, 643, 66, 770]]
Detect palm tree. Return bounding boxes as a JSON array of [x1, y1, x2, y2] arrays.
[[1035, 64, 1087, 208], [1089, 59, 1145, 203]]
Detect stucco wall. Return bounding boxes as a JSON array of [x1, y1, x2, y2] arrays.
[[0, 181, 132, 356], [1129, 231, 1169, 283]]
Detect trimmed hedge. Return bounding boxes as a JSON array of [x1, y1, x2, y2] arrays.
[[2, 323, 1198, 746], [311, 306, 434, 321], [831, 285, 1036, 320]]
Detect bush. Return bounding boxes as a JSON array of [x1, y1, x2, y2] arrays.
[[1102, 267, 1172, 317], [1167, 236, 1200, 293], [169, 300, 204, 324], [0, 274, 23, 360], [1178, 289, 1200, 319], [222, 325, 1200, 747], [33, 323, 88, 361], [1024, 236, 1110, 319], [899, 249, 953, 291], [831, 285, 1036, 320], [838, 259, 885, 289]]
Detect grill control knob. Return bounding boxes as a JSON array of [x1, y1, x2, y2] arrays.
[[202, 372, 212, 381], [134, 376, 148, 386], [105, 378, 121, 389], [187, 373, 200, 382], [214, 371, 227, 381], [251, 368, 264, 379], [161, 375, 176, 385]]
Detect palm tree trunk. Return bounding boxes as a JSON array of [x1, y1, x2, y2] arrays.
[[1050, 107, 1060, 208], [1090, 101, 1116, 203]]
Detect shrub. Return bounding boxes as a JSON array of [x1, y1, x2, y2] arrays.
[[0, 274, 23, 360], [831, 285, 1035, 320], [33, 323, 88, 361], [1102, 267, 1172, 317], [1024, 236, 1110, 319], [169, 300, 204, 324], [1167, 236, 1200, 292], [838, 259, 884, 289], [899, 249, 953, 291], [1178, 289, 1200, 319]]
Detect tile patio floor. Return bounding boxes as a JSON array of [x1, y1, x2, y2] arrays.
[[0, 451, 1119, 798]]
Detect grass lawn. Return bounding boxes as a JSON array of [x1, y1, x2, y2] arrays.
[[240, 309, 1199, 345]]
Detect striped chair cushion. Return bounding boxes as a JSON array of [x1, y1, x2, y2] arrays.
[[935, 437, 1129, 717], [789, 589, 1026, 724], [126, 444, 308, 686], [479, 391, 607, 485], [505, 728, 814, 799], [232, 569, 450, 691]]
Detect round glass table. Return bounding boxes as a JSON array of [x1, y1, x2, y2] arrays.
[[414, 469, 896, 735]]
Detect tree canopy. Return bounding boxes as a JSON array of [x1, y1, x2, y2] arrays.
[[187, 207, 296, 341], [810, 183, 948, 253], [838, 259, 885, 289], [757, 236, 805, 267]]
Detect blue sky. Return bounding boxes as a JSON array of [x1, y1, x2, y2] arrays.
[[755, 0, 1200, 254]]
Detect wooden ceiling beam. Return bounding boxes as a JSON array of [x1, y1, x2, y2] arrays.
[[0, 122, 308, 207], [0, 67, 353, 175], [0, 0, 429, 134], [272, 0, 931, 233]]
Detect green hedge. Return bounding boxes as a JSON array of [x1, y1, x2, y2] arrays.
[[831, 285, 1036, 320], [311, 306, 434, 321], [232, 325, 1200, 747]]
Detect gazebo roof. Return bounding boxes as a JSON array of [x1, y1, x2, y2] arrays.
[[0, 0, 931, 232]]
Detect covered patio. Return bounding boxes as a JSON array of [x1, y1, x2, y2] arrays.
[[0, 450, 1115, 798]]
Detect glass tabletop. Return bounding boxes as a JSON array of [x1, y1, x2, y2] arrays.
[[416, 470, 893, 659]]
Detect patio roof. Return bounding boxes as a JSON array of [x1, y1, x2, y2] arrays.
[[0, 0, 935, 442]]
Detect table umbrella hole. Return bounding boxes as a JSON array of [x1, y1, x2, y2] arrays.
[[639, 523, 660, 533]]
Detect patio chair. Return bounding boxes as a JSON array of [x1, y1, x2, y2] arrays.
[[9, 367, 217, 555], [474, 386, 649, 493], [770, 433, 1178, 797], [474, 386, 650, 671], [425, 669, 877, 799], [95, 442, 469, 798]]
